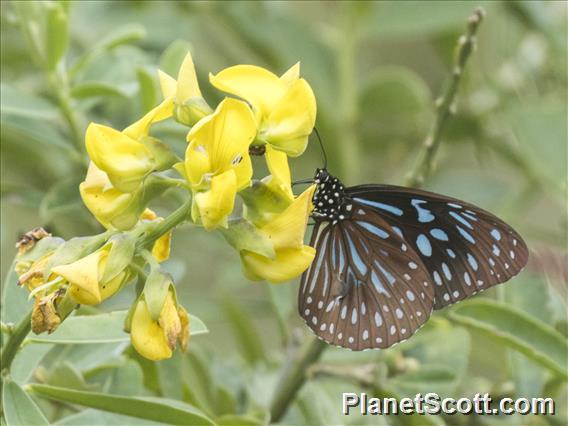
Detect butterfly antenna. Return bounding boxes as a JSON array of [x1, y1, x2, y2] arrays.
[[313, 127, 328, 169]]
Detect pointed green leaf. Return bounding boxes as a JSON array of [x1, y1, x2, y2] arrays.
[[1, 260, 32, 324], [159, 39, 192, 77], [28, 384, 215, 426], [70, 82, 129, 99], [137, 67, 158, 113], [449, 299, 568, 379], [2, 380, 49, 426], [44, 2, 68, 70], [28, 311, 207, 344]]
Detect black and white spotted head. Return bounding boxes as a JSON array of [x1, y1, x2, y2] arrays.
[[312, 168, 353, 222]]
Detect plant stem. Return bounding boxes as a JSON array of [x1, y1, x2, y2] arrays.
[[269, 337, 328, 423], [406, 8, 485, 187], [136, 197, 192, 250], [0, 311, 32, 375]]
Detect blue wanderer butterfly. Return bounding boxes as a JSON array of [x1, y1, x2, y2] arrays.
[[298, 168, 529, 350]]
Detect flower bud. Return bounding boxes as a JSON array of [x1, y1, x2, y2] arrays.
[[158, 51, 213, 127], [129, 289, 189, 361]]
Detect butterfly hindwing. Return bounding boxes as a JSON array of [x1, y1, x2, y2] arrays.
[[347, 184, 529, 309], [299, 206, 435, 350]]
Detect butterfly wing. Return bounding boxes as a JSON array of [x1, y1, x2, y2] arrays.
[[299, 205, 435, 350], [347, 184, 529, 309]]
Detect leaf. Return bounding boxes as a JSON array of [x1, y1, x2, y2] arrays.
[[56, 409, 161, 425], [136, 67, 158, 113], [1, 260, 32, 325], [448, 299, 568, 379], [44, 2, 68, 70], [0, 83, 58, 121], [46, 362, 95, 391], [39, 177, 83, 223], [217, 415, 262, 426], [363, 1, 495, 39], [28, 311, 207, 344], [2, 379, 49, 426], [222, 295, 266, 366], [29, 384, 215, 426], [1, 112, 70, 151], [11, 343, 53, 385], [108, 360, 145, 396], [70, 82, 130, 99]]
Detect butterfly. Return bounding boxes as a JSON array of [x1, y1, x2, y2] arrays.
[[298, 168, 529, 350]]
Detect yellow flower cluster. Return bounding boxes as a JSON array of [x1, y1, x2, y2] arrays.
[[16, 51, 318, 361]]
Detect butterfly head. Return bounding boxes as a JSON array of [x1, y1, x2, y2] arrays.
[[312, 168, 353, 222]]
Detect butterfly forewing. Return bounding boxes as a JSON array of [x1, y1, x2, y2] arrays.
[[347, 185, 529, 309], [299, 206, 435, 350]]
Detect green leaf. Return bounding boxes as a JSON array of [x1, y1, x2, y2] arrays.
[[56, 409, 161, 425], [449, 299, 568, 379], [29, 384, 215, 426], [217, 415, 262, 426], [108, 360, 145, 396], [28, 311, 208, 344], [1, 112, 70, 151], [2, 379, 49, 426], [11, 343, 53, 385], [0, 83, 58, 121], [1, 260, 32, 324], [159, 39, 192, 77], [222, 296, 266, 366], [70, 82, 130, 99], [39, 177, 83, 223], [44, 2, 68, 70], [137, 67, 158, 113]]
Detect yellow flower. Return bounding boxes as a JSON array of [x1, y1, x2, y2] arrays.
[[86, 98, 173, 192], [130, 290, 189, 361], [140, 209, 172, 262], [210, 62, 316, 157], [80, 162, 146, 231], [52, 245, 132, 305], [185, 98, 256, 230], [240, 185, 316, 283], [158, 51, 213, 126]]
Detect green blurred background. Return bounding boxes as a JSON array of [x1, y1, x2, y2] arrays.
[[1, 1, 566, 425]]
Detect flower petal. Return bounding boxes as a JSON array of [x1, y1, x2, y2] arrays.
[[261, 184, 315, 250], [209, 65, 286, 119], [52, 250, 105, 305], [241, 246, 316, 283], [131, 298, 172, 360], [85, 123, 153, 192], [122, 98, 174, 140], [184, 140, 212, 189], [264, 145, 293, 202], [194, 169, 237, 230], [176, 52, 202, 102], [79, 163, 140, 230], [158, 69, 177, 99], [188, 98, 256, 175], [157, 291, 182, 350], [262, 79, 317, 156], [280, 62, 300, 85], [152, 232, 171, 262]]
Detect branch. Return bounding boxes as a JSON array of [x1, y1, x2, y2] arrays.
[[406, 8, 485, 187], [269, 337, 327, 422]]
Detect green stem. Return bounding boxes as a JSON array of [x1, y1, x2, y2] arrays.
[[406, 8, 485, 187], [136, 197, 192, 250], [0, 311, 32, 375], [269, 337, 328, 423]]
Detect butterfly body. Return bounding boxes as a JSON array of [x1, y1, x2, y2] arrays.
[[299, 168, 529, 350]]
